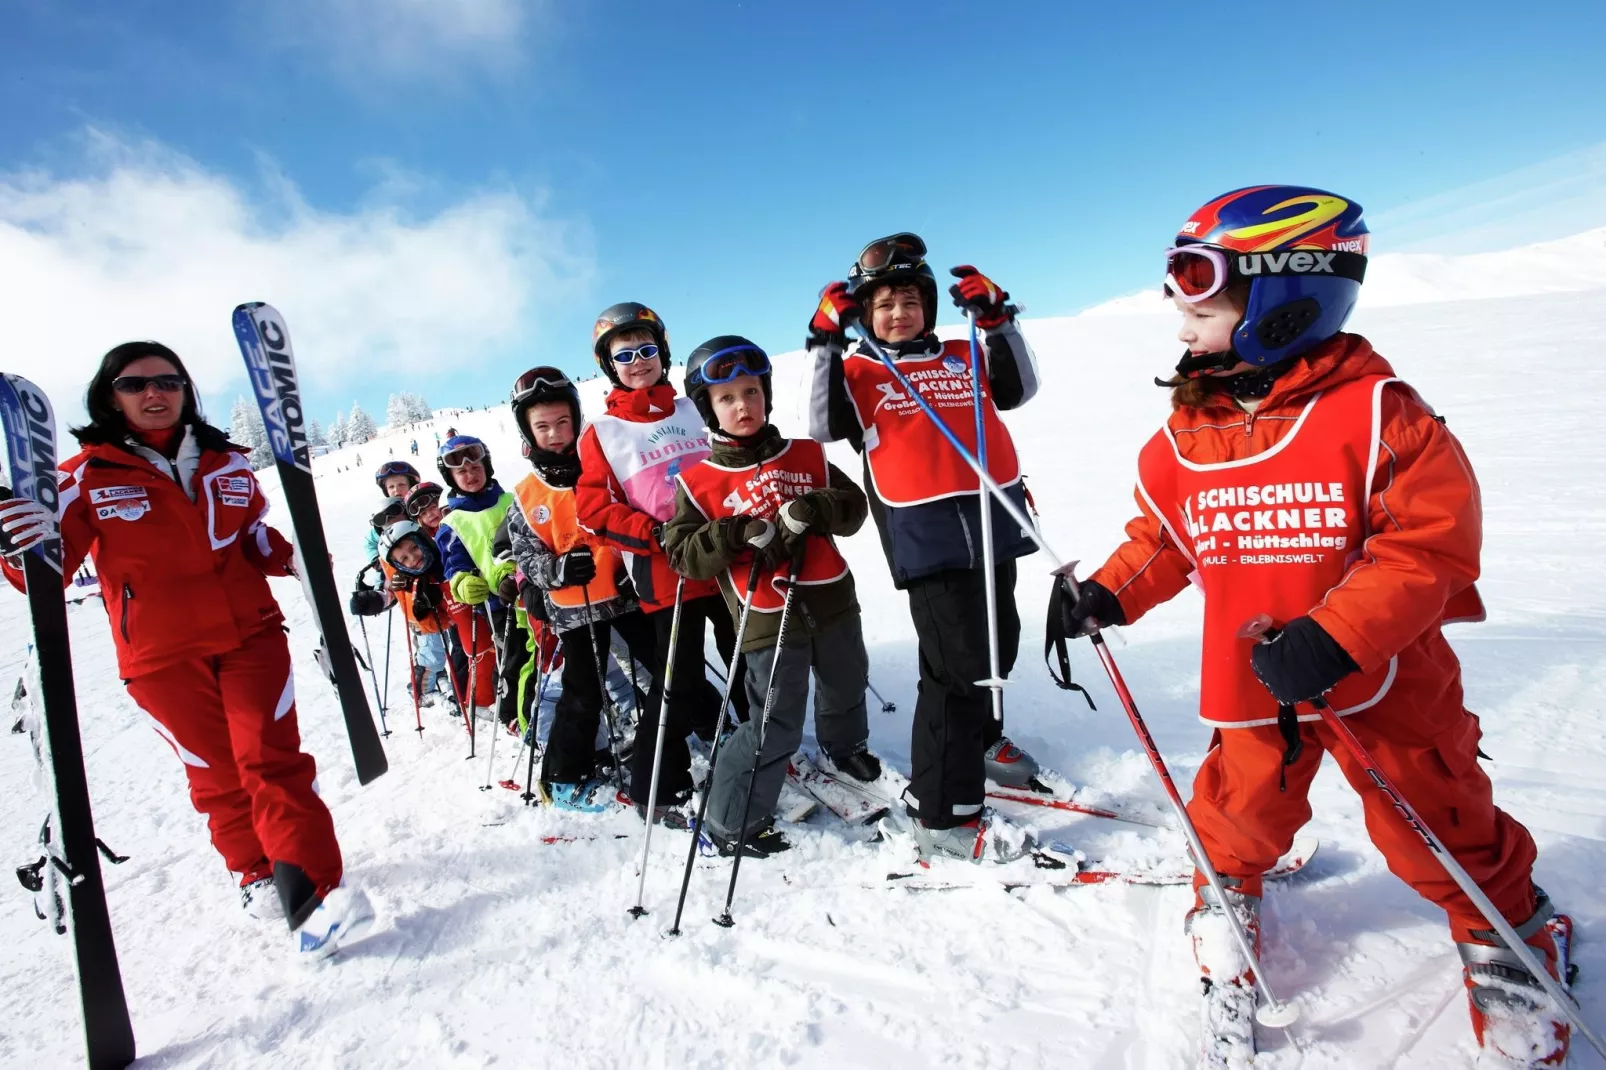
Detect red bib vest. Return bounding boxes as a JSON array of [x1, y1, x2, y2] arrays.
[[1136, 375, 1399, 728], [843, 339, 1020, 506], [512, 472, 624, 609], [676, 439, 849, 613]]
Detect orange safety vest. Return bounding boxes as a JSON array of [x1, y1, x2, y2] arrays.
[[676, 439, 850, 613], [1136, 374, 1402, 729], [511, 471, 625, 609], [379, 558, 444, 633], [842, 338, 1020, 506]]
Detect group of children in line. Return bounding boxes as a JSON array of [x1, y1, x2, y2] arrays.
[[330, 193, 1571, 1066]]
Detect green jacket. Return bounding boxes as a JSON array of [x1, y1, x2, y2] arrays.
[[664, 425, 867, 652]]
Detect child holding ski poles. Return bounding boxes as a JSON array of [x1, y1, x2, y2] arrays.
[[0, 341, 372, 956], [804, 233, 1043, 862], [1053, 185, 1574, 1067], [664, 336, 884, 857], [575, 303, 747, 823], [505, 366, 657, 811]]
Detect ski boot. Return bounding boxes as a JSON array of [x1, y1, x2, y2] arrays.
[[909, 808, 1033, 864], [240, 874, 284, 921], [471, 705, 497, 722], [1460, 890, 1573, 1068], [819, 745, 882, 784], [632, 789, 693, 830], [547, 779, 615, 814], [1186, 881, 1262, 1070], [291, 885, 377, 961], [984, 737, 1041, 789], [709, 822, 792, 859]]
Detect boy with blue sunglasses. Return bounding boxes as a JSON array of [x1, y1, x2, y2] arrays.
[[663, 336, 884, 857]]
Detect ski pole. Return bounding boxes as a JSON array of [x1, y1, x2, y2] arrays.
[[402, 619, 423, 735], [466, 608, 480, 761], [381, 604, 394, 734], [715, 555, 803, 929], [669, 555, 766, 936], [355, 614, 389, 736], [1059, 564, 1298, 1029], [630, 575, 687, 919], [865, 678, 896, 713], [434, 607, 473, 738], [481, 608, 518, 791], [966, 312, 1007, 722], [522, 664, 554, 805], [1243, 615, 1604, 1056], [583, 586, 631, 792]]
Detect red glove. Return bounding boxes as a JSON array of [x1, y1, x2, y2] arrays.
[[949, 266, 1011, 329], [808, 281, 862, 347]]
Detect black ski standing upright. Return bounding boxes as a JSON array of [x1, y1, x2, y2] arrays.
[[0, 374, 136, 1069], [232, 302, 389, 784]]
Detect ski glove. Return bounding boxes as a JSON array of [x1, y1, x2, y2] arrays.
[[412, 579, 441, 616], [1052, 577, 1125, 639], [553, 547, 597, 589], [450, 571, 491, 606], [1249, 615, 1359, 704], [949, 266, 1012, 329], [0, 490, 55, 558], [388, 572, 412, 593], [349, 588, 389, 616], [739, 516, 788, 568], [777, 498, 818, 537], [487, 558, 518, 603], [809, 281, 862, 348]]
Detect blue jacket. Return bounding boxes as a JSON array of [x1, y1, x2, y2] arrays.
[[437, 482, 512, 611]]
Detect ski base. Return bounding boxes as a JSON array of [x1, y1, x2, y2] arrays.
[[985, 779, 1178, 830]]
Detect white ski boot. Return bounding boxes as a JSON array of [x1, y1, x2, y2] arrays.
[[1186, 884, 1263, 1070], [291, 885, 377, 961], [240, 876, 284, 921], [908, 808, 1034, 864], [984, 737, 1041, 789]]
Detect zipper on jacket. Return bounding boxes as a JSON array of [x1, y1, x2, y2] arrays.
[[1244, 411, 1257, 438], [120, 582, 134, 642]]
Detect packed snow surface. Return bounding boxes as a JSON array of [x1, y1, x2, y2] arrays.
[[3, 231, 1605, 1068]]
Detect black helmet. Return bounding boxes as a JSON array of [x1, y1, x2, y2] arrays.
[[373, 460, 420, 492], [684, 336, 773, 432], [591, 302, 671, 387], [509, 366, 582, 457], [846, 232, 938, 338]]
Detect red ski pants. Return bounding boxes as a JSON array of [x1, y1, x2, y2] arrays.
[[444, 602, 497, 709], [124, 625, 343, 895], [1187, 706, 1539, 942]]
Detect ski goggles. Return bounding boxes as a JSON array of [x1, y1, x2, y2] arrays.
[[440, 443, 487, 468], [405, 487, 442, 517], [510, 369, 574, 404], [691, 343, 771, 386], [855, 232, 927, 275], [1163, 246, 1232, 303], [112, 373, 187, 395], [371, 499, 407, 528], [375, 460, 415, 479], [610, 343, 660, 366]]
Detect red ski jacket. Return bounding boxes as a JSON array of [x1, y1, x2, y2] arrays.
[[2, 428, 295, 679]]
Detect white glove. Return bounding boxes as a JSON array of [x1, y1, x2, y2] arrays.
[[0, 497, 55, 558]]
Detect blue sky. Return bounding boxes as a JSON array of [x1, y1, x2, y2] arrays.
[[4, 0, 1604, 434]]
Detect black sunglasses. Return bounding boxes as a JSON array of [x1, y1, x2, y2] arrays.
[[112, 374, 187, 395]]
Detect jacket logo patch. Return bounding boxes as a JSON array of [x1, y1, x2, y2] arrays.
[[219, 494, 251, 507], [217, 476, 252, 495], [89, 485, 148, 504], [97, 500, 151, 521]]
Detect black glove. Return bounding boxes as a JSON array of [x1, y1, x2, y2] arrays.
[[496, 572, 519, 603], [553, 547, 597, 588], [736, 515, 787, 569], [1053, 577, 1125, 640], [349, 588, 388, 616], [412, 578, 441, 616], [1250, 616, 1358, 704], [388, 572, 412, 593]]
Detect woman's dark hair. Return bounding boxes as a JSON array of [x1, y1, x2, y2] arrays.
[[73, 341, 230, 448]]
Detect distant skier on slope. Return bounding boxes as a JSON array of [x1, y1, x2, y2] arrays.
[[0, 341, 373, 959], [804, 234, 1044, 861], [1052, 185, 1571, 1068]]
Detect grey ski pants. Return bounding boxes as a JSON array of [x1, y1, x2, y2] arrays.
[[704, 611, 870, 841]]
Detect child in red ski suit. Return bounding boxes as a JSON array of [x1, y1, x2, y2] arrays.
[[1057, 186, 1568, 1066]]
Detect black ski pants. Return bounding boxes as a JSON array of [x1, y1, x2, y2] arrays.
[[489, 605, 530, 728], [627, 593, 747, 803], [904, 560, 1020, 829], [542, 610, 658, 785]]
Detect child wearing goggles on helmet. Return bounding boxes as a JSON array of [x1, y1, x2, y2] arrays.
[[1053, 186, 1565, 1066], [661, 336, 886, 857], [804, 232, 1046, 864], [506, 366, 653, 812], [379, 519, 488, 716], [575, 303, 751, 824]]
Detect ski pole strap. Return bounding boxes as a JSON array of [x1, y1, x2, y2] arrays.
[[1043, 578, 1095, 709], [1276, 703, 1303, 792]]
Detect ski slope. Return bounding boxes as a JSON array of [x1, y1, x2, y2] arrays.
[[3, 231, 1605, 1069]]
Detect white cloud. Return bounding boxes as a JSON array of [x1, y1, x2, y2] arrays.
[[0, 129, 593, 424], [262, 0, 539, 79]]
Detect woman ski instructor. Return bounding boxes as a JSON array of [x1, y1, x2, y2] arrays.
[[0, 341, 373, 959]]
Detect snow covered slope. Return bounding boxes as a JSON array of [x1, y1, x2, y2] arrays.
[[3, 231, 1604, 1068]]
